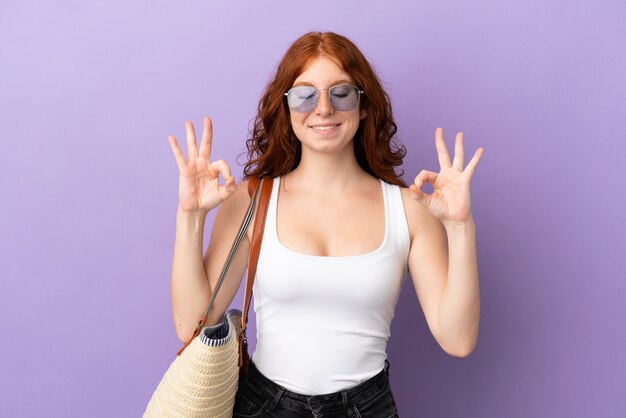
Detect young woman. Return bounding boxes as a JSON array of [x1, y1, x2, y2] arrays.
[[167, 31, 483, 417]]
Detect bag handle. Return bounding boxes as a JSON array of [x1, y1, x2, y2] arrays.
[[176, 176, 273, 356], [238, 176, 273, 371]]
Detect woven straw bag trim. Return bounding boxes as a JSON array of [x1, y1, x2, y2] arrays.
[[167, 347, 239, 377], [184, 336, 239, 367], [144, 373, 236, 416], [165, 355, 238, 395], [187, 336, 237, 359], [150, 341, 238, 395], [181, 349, 237, 370], [151, 378, 236, 415], [144, 331, 240, 418], [173, 359, 238, 386], [151, 373, 238, 416], [158, 378, 236, 412], [181, 348, 238, 370], [162, 375, 238, 410]]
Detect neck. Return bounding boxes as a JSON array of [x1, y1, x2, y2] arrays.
[[285, 143, 369, 194]]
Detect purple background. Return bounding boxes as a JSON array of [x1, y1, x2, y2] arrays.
[[1, 1, 625, 417]]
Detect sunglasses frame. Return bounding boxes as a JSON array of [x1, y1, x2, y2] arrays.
[[284, 84, 365, 112]]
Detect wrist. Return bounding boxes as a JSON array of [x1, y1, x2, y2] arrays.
[[177, 205, 209, 225], [442, 216, 475, 232]]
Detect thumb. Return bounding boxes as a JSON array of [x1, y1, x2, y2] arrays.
[[218, 175, 237, 202], [409, 184, 431, 208]]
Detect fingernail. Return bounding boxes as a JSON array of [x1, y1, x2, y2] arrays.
[[228, 184, 236, 192]]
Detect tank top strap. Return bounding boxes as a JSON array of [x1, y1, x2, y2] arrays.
[[263, 176, 280, 245], [381, 180, 411, 264]]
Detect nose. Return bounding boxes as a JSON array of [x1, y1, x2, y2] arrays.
[[314, 90, 334, 116]]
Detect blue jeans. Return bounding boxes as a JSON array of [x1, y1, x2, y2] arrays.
[[233, 360, 399, 417]]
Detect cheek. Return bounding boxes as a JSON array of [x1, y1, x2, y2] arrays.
[[289, 112, 308, 140], [290, 112, 306, 127], [346, 113, 362, 130]]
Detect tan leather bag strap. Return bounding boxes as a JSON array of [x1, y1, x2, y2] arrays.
[[176, 176, 272, 357], [241, 176, 272, 335], [237, 176, 272, 369]]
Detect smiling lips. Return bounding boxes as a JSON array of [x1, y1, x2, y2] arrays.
[[310, 123, 341, 135]]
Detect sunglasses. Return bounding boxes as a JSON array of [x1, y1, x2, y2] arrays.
[[284, 84, 364, 113]]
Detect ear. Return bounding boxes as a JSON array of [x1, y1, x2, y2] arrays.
[[360, 109, 367, 120]]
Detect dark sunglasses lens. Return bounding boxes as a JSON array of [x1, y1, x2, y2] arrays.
[[330, 85, 359, 111], [287, 86, 318, 112]]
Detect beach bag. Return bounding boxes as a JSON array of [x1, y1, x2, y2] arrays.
[[143, 176, 273, 417]]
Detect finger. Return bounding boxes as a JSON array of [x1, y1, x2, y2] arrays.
[[435, 127, 452, 168], [414, 169, 438, 185], [464, 147, 484, 178], [199, 116, 212, 160], [413, 171, 432, 195], [205, 160, 217, 178], [210, 160, 238, 197], [409, 183, 431, 208], [208, 159, 233, 183], [221, 177, 237, 195], [185, 120, 199, 160], [167, 134, 187, 171], [452, 131, 464, 171]]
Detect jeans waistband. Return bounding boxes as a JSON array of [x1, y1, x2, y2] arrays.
[[245, 360, 391, 408]]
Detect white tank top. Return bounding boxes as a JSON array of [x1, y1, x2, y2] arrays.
[[251, 176, 410, 395]]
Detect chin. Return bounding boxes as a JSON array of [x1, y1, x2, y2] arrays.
[[301, 137, 354, 154]]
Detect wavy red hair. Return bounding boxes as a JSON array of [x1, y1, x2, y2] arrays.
[[240, 31, 407, 187]]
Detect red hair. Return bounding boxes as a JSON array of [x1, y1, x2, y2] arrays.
[[241, 31, 407, 187]]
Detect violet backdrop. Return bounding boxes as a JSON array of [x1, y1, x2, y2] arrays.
[[1, 1, 625, 417]]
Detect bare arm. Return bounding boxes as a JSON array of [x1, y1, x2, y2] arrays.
[[406, 206, 479, 357], [406, 127, 484, 357], [166, 117, 252, 342], [170, 208, 212, 342], [170, 183, 253, 342], [437, 218, 479, 357]]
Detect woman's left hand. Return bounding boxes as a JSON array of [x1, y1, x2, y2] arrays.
[[409, 127, 484, 227]]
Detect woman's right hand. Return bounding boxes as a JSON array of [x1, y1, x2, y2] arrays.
[[167, 116, 237, 214]]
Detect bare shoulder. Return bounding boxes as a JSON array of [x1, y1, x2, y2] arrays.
[[398, 186, 445, 244], [211, 178, 257, 239], [204, 176, 251, 277], [201, 178, 257, 326], [228, 178, 255, 209]]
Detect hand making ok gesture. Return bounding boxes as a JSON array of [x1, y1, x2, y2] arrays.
[[409, 127, 484, 226], [167, 117, 237, 214]]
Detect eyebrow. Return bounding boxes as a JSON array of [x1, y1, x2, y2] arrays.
[[292, 79, 353, 88]]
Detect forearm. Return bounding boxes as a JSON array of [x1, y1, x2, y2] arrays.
[[437, 217, 480, 357], [170, 206, 212, 341]]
